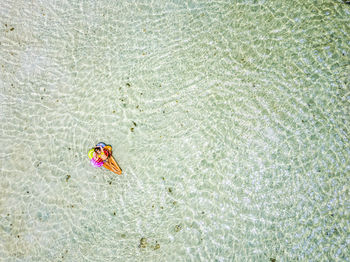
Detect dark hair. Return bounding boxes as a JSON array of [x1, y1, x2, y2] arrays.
[[94, 147, 101, 153]]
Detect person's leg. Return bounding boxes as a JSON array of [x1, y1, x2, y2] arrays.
[[103, 158, 122, 175], [101, 146, 122, 175], [108, 156, 122, 175], [103, 161, 115, 173]]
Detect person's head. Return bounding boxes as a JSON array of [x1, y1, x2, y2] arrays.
[[94, 147, 101, 154]]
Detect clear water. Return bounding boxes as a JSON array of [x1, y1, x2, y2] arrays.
[[1, 0, 349, 261]]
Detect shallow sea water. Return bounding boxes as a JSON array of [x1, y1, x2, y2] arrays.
[[1, 0, 349, 261]]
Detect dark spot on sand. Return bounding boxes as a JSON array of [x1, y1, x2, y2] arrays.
[[163, 110, 165, 113], [126, 83, 131, 87], [270, 258, 276, 262], [66, 175, 71, 182], [140, 93, 143, 95], [139, 237, 147, 248], [121, 233, 126, 238], [172, 201, 177, 205], [17, 235, 20, 238], [68, 147, 71, 150], [160, 206, 163, 209], [168, 188, 172, 193], [10, 27, 14, 31], [41, 97, 43, 100], [330, 214, 334, 217], [202, 211, 205, 214], [175, 224, 182, 232], [109, 181, 112, 185], [113, 212, 116, 216], [112, 110, 115, 113], [36, 162, 42, 167], [152, 205, 154, 208], [132, 121, 137, 126], [27, 191, 29, 194], [71, 205, 74, 208], [153, 241, 160, 250], [161, 177, 165, 181], [130, 127, 134, 132]]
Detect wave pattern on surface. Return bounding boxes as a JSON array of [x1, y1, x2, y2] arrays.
[[1, 0, 349, 261]]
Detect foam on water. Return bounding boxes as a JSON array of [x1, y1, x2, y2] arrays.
[[1, 0, 349, 261]]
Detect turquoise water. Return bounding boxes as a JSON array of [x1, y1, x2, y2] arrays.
[[0, 0, 349, 261]]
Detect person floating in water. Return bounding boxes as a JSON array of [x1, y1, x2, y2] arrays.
[[88, 142, 122, 175]]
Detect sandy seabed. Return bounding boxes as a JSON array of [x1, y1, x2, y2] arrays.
[[0, 0, 349, 261]]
